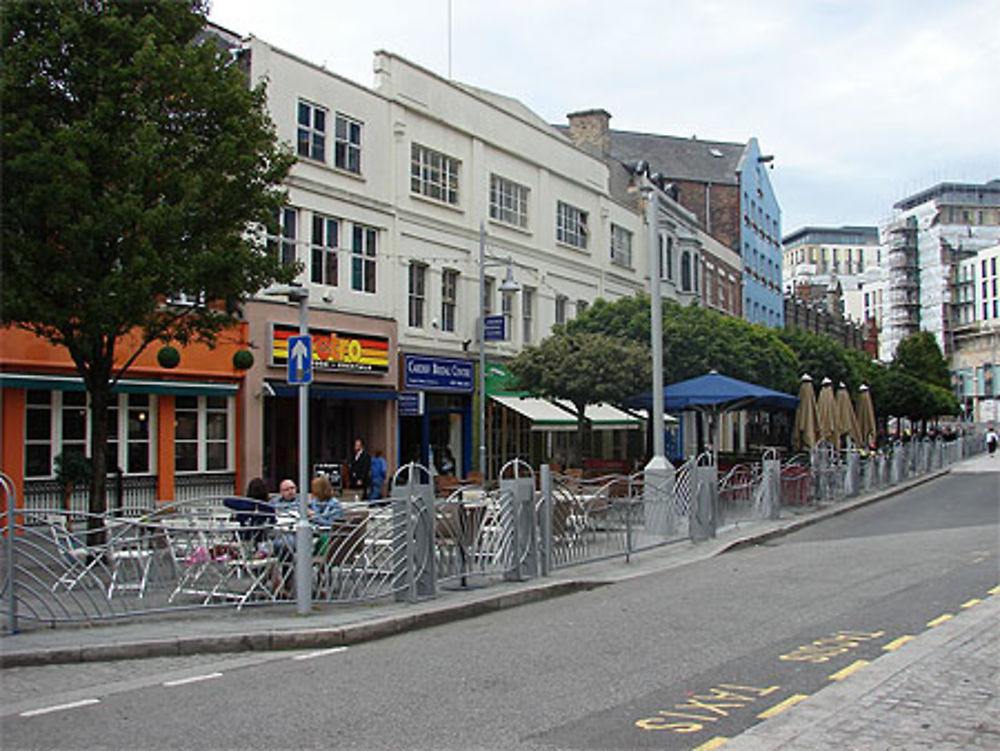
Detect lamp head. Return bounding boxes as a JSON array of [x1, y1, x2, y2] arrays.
[[498, 265, 520, 293]]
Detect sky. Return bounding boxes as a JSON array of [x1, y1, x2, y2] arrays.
[[208, 0, 1000, 234]]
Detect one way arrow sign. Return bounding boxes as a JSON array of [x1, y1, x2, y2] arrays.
[[287, 334, 313, 385]]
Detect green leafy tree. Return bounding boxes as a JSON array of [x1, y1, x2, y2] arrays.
[[569, 296, 799, 393], [2, 1, 296, 528], [892, 332, 950, 390], [508, 330, 651, 465]]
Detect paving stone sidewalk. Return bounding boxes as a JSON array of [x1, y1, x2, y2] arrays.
[[724, 584, 1000, 750]]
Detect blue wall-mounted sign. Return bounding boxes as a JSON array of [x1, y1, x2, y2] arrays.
[[403, 354, 474, 393]]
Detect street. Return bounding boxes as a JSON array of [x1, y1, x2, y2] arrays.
[[2, 465, 997, 750]]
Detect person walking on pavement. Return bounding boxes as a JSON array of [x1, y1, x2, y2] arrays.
[[986, 426, 998, 457], [348, 437, 372, 500]]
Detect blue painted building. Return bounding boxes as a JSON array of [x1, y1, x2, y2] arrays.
[[737, 138, 783, 327]]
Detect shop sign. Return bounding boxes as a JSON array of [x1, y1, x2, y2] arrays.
[[398, 391, 425, 416], [271, 323, 389, 374], [404, 354, 474, 392]]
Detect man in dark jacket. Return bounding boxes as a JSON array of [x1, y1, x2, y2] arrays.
[[348, 437, 372, 499]]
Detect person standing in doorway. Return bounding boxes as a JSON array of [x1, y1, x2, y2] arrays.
[[348, 437, 372, 500]]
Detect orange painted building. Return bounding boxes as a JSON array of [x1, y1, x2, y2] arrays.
[[1, 325, 251, 514]]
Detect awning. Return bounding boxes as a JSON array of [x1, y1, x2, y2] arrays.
[[0, 372, 239, 397], [553, 400, 643, 430], [490, 395, 577, 432], [628, 408, 679, 425]]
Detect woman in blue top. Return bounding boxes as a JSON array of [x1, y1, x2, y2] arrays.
[[370, 449, 388, 501]]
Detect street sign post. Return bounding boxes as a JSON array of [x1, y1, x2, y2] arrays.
[[287, 334, 313, 385]]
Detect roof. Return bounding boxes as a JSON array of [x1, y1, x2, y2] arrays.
[[606, 129, 746, 186], [894, 179, 1000, 211], [783, 226, 880, 247]]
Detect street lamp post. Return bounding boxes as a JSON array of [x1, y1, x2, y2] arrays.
[[641, 175, 668, 469], [478, 221, 519, 483], [263, 283, 312, 615]]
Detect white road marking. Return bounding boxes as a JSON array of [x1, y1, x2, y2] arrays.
[[292, 646, 348, 661], [20, 698, 100, 717], [162, 671, 223, 687]]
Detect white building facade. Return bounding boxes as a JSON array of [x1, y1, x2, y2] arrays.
[[232, 35, 702, 483]]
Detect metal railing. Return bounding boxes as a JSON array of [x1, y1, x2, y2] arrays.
[[1, 433, 983, 632]]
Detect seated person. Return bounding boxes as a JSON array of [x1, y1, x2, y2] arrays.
[[308, 475, 344, 526], [274, 478, 298, 511]]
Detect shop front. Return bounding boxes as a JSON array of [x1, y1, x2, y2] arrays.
[[398, 354, 473, 478], [242, 303, 398, 493], [0, 325, 250, 514]]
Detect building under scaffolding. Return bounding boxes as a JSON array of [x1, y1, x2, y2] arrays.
[[880, 179, 1000, 362]]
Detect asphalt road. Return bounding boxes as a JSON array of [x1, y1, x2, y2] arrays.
[[3, 467, 997, 750]]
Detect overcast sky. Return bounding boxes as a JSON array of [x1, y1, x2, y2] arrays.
[[208, 0, 1000, 234]]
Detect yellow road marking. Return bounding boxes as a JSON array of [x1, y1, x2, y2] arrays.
[[989, 585, 1000, 595], [883, 635, 914, 651], [693, 738, 729, 751], [829, 659, 869, 681], [960, 598, 982, 609], [757, 694, 809, 719], [927, 614, 954, 628]]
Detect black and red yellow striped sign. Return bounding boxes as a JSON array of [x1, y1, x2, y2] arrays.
[[271, 323, 389, 374]]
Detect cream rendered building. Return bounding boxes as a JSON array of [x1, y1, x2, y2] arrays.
[[232, 34, 698, 483]]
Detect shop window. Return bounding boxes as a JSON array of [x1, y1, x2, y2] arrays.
[[175, 395, 231, 473]]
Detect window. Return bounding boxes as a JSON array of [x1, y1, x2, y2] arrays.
[[681, 251, 692, 292], [297, 100, 326, 162], [992, 257, 997, 276], [106, 394, 153, 474], [408, 263, 426, 328], [334, 114, 362, 174], [267, 208, 298, 267], [411, 143, 459, 205], [501, 288, 515, 341], [489, 174, 528, 228], [577, 299, 588, 317], [25, 390, 53, 478], [311, 214, 339, 286], [441, 269, 458, 333], [25, 391, 155, 478], [482, 277, 495, 315], [556, 201, 588, 249], [175, 396, 231, 473], [555, 295, 567, 325], [351, 224, 377, 293], [522, 287, 534, 343], [611, 224, 632, 267]]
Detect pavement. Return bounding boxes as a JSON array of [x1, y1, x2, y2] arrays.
[[2, 453, 997, 749]]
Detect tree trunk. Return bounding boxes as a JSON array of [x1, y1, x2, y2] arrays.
[[574, 400, 588, 469], [83, 361, 113, 548]]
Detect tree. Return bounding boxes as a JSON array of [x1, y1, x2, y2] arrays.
[[569, 296, 799, 394], [508, 330, 651, 466], [893, 332, 950, 390], [2, 1, 296, 529]]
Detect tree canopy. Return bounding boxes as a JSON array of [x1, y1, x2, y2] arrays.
[[892, 331, 950, 390], [2, 0, 296, 515]]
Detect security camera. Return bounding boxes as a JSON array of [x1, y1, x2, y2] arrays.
[[321, 293, 334, 304], [431, 318, 439, 329]]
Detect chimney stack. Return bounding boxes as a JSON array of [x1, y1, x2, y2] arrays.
[[566, 109, 612, 157]]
